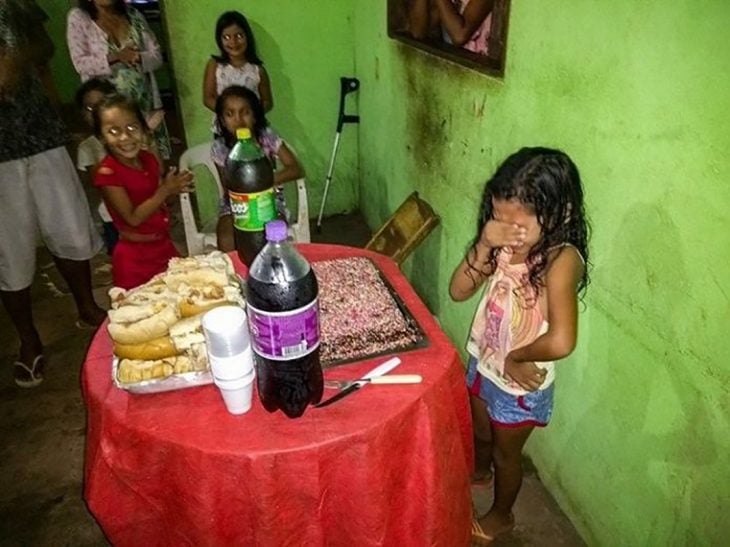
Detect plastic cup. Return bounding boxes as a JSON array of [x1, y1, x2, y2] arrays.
[[202, 306, 250, 358], [216, 370, 255, 415], [209, 347, 254, 381]]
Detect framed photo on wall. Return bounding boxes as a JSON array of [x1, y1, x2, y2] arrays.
[[388, 0, 510, 77]]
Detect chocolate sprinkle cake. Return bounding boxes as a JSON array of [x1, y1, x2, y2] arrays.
[[312, 257, 421, 365]]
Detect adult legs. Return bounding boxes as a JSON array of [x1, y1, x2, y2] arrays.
[[479, 424, 535, 537], [52, 256, 105, 326], [0, 286, 44, 383]]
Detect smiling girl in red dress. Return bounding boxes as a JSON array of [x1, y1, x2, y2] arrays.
[[93, 94, 194, 289]]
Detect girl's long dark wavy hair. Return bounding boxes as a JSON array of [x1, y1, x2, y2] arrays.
[[77, 0, 128, 19], [215, 85, 268, 147], [212, 11, 263, 65], [470, 147, 591, 297]]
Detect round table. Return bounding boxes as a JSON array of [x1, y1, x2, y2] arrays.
[[82, 244, 473, 546]]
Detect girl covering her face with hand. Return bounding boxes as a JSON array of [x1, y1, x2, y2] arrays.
[[449, 147, 590, 543], [93, 95, 194, 289]]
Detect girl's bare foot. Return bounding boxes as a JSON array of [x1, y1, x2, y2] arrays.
[[478, 509, 515, 541]]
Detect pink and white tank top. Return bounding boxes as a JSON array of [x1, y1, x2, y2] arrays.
[[467, 248, 550, 395]]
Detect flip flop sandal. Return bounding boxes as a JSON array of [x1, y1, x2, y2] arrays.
[[14, 355, 44, 388], [471, 513, 515, 546], [471, 518, 494, 546]]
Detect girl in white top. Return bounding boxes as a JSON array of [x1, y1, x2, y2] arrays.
[[203, 11, 273, 114]]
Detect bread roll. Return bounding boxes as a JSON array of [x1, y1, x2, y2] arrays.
[[169, 314, 206, 351], [117, 358, 175, 384], [108, 303, 180, 345], [163, 269, 229, 291], [179, 299, 229, 318], [113, 336, 178, 360]]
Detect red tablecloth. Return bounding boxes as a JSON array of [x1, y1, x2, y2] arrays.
[[82, 244, 473, 546]]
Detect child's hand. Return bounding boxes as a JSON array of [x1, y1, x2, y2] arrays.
[[145, 110, 165, 131], [479, 220, 527, 249], [162, 168, 195, 196], [504, 354, 547, 392]]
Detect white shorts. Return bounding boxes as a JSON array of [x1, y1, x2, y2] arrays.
[[0, 146, 103, 291]]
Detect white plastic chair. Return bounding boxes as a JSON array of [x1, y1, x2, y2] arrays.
[[179, 141, 310, 257], [179, 142, 221, 256]]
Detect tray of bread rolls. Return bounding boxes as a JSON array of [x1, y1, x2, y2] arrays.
[[106, 251, 245, 394]]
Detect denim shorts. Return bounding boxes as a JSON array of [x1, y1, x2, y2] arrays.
[[466, 357, 554, 428]]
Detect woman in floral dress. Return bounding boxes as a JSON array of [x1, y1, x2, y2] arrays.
[[67, 0, 171, 159]]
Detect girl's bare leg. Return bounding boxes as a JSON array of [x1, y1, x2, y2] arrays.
[[479, 424, 535, 537], [470, 394, 493, 482]]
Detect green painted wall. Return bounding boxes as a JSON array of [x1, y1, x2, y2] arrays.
[[353, 1, 730, 545], [39, 0, 79, 103], [162, 0, 359, 217]]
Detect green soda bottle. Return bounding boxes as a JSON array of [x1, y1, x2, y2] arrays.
[[224, 128, 276, 266]]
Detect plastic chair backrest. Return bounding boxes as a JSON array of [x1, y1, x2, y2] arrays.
[[284, 141, 310, 243], [178, 142, 222, 256], [364, 191, 440, 266]]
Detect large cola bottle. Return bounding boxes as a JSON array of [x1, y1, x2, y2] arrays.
[[245, 220, 323, 418]]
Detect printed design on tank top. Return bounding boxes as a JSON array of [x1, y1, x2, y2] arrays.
[[473, 250, 543, 381]]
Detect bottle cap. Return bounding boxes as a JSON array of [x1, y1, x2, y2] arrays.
[[236, 128, 252, 140], [265, 220, 288, 242]]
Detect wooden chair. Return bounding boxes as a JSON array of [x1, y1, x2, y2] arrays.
[[365, 191, 440, 266], [179, 141, 310, 256]]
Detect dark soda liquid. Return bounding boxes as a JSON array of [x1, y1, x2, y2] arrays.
[[246, 269, 323, 418], [235, 230, 266, 267], [225, 155, 275, 267]]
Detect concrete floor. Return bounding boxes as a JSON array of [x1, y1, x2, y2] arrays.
[[0, 208, 584, 545]]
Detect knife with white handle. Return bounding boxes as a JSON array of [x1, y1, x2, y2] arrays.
[[315, 357, 402, 408], [324, 374, 422, 389]]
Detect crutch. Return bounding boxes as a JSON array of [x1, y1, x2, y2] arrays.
[[316, 77, 360, 232]]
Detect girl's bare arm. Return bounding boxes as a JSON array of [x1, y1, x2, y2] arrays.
[[100, 168, 193, 228], [272, 142, 303, 186], [407, 0, 433, 39], [435, 0, 494, 46], [449, 242, 494, 302], [258, 67, 273, 112], [203, 59, 218, 112], [450, 220, 527, 301], [509, 246, 585, 362]]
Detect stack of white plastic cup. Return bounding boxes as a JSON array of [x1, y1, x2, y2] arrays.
[[202, 306, 255, 415]]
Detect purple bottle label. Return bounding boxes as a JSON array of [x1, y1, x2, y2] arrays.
[[246, 299, 320, 361]]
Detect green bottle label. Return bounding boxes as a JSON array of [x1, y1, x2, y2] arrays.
[[228, 188, 276, 232]]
